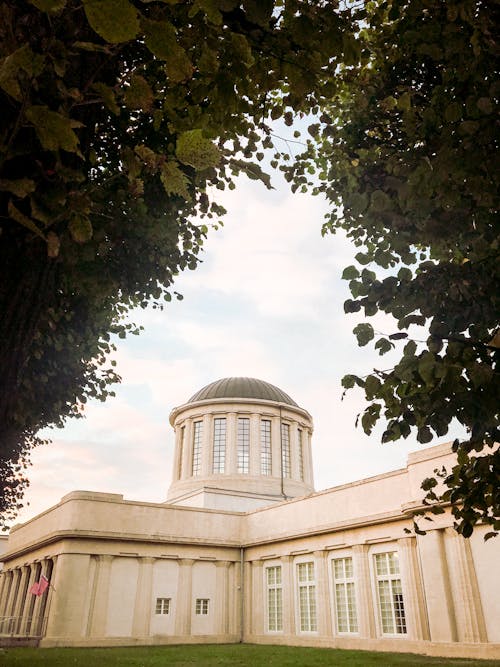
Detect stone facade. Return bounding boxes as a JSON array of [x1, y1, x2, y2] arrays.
[[0, 378, 498, 659]]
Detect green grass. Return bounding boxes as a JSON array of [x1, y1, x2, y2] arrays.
[[1, 644, 499, 667]]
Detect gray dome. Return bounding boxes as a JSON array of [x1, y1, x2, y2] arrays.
[[188, 377, 298, 407]]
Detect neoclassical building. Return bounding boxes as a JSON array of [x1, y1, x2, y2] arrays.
[[0, 377, 498, 658]]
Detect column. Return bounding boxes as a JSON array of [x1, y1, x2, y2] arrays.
[[215, 561, 230, 635], [251, 560, 264, 636], [13, 566, 30, 634], [87, 555, 113, 638], [314, 550, 332, 638], [242, 559, 252, 641], [281, 555, 295, 636], [416, 529, 457, 642], [249, 413, 261, 476], [172, 425, 182, 482], [226, 413, 237, 474], [132, 557, 155, 638], [352, 544, 376, 638], [181, 419, 193, 479], [0, 570, 11, 620], [444, 528, 487, 643], [305, 429, 314, 487], [290, 423, 300, 481], [271, 417, 281, 480], [201, 414, 212, 476], [397, 537, 429, 640], [175, 558, 195, 636]]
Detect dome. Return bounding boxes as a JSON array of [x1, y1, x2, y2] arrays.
[[187, 377, 298, 407]]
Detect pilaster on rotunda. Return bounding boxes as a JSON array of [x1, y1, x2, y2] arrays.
[[166, 377, 314, 511]]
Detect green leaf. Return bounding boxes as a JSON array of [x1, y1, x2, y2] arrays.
[[29, 0, 67, 12], [25, 106, 82, 155], [375, 338, 394, 355], [0, 179, 36, 198], [83, 0, 139, 43], [418, 352, 435, 385], [0, 45, 45, 101], [142, 18, 193, 82], [160, 161, 191, 200], [176, 130, 220, 171], [229, 160, 273, 189], [8, 201, 45, 240], [68, 215, 93, 243], [124, 75, 154, 112], [342, 265, 360, 280], [92, 82, 120, 115], [353, 323, 375, 347]]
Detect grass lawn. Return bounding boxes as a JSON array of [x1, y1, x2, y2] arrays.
[[1, 644, 499, 667]]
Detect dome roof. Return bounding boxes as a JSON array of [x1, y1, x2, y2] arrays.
[[188, 377, 298, 407]]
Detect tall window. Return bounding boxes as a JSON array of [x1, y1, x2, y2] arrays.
[[155, 597, 170, 614], [297, 561, 317, 632], [260, 419, 272, 475], [178, 426, 185, 479], [266, 566, 283, 632], [212, 417, 226, 473], [298, 428, 304, 481], [332, 557, 358, 633], [374, 552, 407, 635], [192, 421, 202, 476], [281, 423, 291, 478], [237, 417, 250, 474]]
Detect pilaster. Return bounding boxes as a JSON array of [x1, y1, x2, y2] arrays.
[[281, 555, 294, 635], [226, 413, 237, 474], [132, 557, 155, 638], [87, 554, 113, 638], [215, 561, 231, 635], [397, 537, 429, 640], [314, 550, 332, 637], [175, 558, 195, 636], [249, 413, 261, 475], [352, 544, 376, 638]]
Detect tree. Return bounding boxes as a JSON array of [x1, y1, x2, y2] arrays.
[[284, 0, 499, 537], [0, 0, 355, 527]]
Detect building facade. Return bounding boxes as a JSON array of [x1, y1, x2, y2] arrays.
[[0, 377, 498, 658]]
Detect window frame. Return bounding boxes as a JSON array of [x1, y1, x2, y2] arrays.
[[295, 558, 317, 633], [265, 564, 283, 633], [237, 417, 250, 474], [330, 554, 359, 635], [191, 421, 203, 476], [195, 598, 210, 615], [212, 417, 227, 474], [260, 419, 272, 475], [371, 549, 407, 637], [155, 597, 171, 615]]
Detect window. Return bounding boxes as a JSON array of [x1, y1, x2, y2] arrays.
[[237, 417, 250, 474], [297, 561, 317, 632], [195, 598, 209, 615], [260, 420, 272, 475], [298, 428, 304, 481], [212, 418, 226, 473], [155, 597, 171, 614], [192, 421, 203, 476], [281, 423, 291, 478], [332, 557, 358, 633], [374, 552, 407, 635], [266, 566, 283, 632]]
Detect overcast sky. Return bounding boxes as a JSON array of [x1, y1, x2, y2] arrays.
[[15, 169, 458, 525]]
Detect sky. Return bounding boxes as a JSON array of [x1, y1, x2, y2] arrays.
[[15, 168, 455, 525]]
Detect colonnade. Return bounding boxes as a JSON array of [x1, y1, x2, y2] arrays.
[[0, 558, 54, 637]]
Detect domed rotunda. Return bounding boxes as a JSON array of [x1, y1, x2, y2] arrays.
[[167, 377, 314, 511]]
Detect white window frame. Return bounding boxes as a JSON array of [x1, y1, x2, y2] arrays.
[[237, 417, 250, 474], [195, 598, 209, 615], [212, 417, 226, 474], [281, 422, 291, 478], [330, 554, 358, 635], [155, 597, 171, 615], [295, 559, 317, 633], [265, 564, 283, 633], [371, 549, 407, 637], [192, 421, 202, 476], [260, 419, 272, 475]]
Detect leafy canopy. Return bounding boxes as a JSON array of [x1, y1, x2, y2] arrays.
[[0, 0, 353, 528], [283, 0, 499, 538]]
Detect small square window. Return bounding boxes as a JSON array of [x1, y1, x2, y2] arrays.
[[155, 597, 170, 614], [195, 598, 209, 615]]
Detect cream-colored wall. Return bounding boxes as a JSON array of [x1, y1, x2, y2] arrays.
[[1, 443, 499, 660]]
